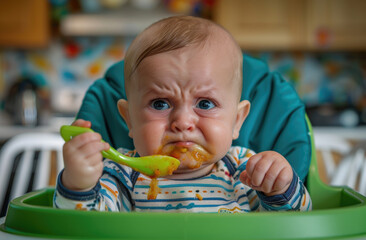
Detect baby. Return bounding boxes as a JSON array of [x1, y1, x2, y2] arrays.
[[54, 16, 312, 213]]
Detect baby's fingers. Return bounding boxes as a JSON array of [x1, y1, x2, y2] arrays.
[[247, 155, 273, 187], [239, 170, 250, 186], [260, 163, 284, 194], [63, 132, 108, 160], [79, 140, 110, 162], [271, 167, 293, 194], [66, 132, 102, 150], [245, 153, 263, 177]]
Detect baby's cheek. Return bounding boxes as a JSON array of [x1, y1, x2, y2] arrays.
[[201, 123, 232, 155], [134, 124, 165, 156]]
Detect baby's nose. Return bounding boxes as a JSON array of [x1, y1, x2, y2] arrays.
[[170, 107, 198, 132]]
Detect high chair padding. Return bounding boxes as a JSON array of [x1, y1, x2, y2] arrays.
[[76, 54, 311, 180]]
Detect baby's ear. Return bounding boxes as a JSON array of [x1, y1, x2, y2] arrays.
[[117, 99, 133, 138], [232, 100, 250, 140]]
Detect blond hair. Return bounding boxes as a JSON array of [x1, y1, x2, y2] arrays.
[[124, 16, 242, 97]]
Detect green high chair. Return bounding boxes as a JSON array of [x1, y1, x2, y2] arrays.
[[1, 55, 365, 239]]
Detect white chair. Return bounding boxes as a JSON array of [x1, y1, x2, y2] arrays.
[[0, 132, 64, 216], [314, 134, 352, 181], [330, 142, 366, 196], [315, 134, 366, 196]]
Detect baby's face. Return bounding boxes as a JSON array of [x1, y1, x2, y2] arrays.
[[119, 44, 249, 178]]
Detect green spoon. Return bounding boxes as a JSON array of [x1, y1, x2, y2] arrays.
[[60, 125, 180, 178]]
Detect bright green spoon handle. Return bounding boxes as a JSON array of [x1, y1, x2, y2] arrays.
[[60, 125, 180, 177], [60, 125, 130, 163]]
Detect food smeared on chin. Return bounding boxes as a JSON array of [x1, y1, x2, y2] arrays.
[[160, 144, 211, 169], [188, 147, 211, 168]]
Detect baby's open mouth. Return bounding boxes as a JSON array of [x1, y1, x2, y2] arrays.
[[158, 143, 211, 169]]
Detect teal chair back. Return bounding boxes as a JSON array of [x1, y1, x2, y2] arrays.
[[76, 54, 311, 180]]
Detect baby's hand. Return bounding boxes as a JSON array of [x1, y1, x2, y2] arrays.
[[239, 151, 293, 196], [61, 119, 110, 191]]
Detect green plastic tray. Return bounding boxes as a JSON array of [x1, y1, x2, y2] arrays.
[[0, 186, 365, 240], [1, 119, 366, 239], [1, 165, 366, 239]]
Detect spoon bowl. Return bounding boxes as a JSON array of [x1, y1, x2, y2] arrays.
[[60, 125, 180, 177]]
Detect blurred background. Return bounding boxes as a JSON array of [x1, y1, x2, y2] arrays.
[[0, 0, 366, 213]]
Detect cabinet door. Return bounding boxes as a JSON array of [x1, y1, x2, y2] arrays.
[[307, 0, 366, 50], [0, 0, 49, 48], [213, 0, 307, 50]]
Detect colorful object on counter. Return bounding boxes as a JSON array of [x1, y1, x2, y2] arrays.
[[64, 42, 82, 59], [87, 60, 104, 77], [106, 44, 124, 60], [163, 0, 215, 17], [60, 125, 180, 177], [28, 54, 53, 71], [316, 28, 332, 48], [165, 0, 193, 14]]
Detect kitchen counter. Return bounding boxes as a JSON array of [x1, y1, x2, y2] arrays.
[[313, 126, 366, 140], [0, 112, 74, 141]]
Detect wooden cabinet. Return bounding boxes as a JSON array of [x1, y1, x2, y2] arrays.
[[0, 0, 50, 48], [214, 0, 306, 50], [307, 0, 366, 50], [214, 0, 366, 50]]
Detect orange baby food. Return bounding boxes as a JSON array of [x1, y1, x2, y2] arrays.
[[180, 147, 188, 153], [146, 165, 179, 200], [158, 145, 211, 169], [152, 169, 161, 178], [169, 147, 185, 159], [167, 163, 177, 175], [146, 144, 211, 200], [196, 193, 203, 201], [147, 178, 160, 200], [75, 203, 87, 211], [189, 148, 210, 169], [147, 170, 161, 200]]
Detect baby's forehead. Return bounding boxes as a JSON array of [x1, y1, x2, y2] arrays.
[[133, 46, 241, 90], [142, 26, 239, 62]]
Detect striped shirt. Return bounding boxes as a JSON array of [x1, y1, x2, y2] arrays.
[[54, 146, 312, 213]]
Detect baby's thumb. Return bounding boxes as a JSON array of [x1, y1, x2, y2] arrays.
[[239, 170, 250, 185], [72, 119, 91, 128]]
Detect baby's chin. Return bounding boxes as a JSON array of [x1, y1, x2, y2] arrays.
[[173, 161, 214, 173], [166, 161, 217, 180]]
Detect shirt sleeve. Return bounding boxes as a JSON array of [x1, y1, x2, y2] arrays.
[[228, 146, 312, 212], [53, 149, 135, 212], [255, 170, 312, 211]]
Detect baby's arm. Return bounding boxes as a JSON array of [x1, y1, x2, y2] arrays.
[[61, 119, 110, 191], [240, 151, 311, 211], [54, 168, 132, 211]]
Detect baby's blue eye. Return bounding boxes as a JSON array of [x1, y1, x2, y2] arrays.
[[151, 99, 170, 110], [196, 99, 215, 110]]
